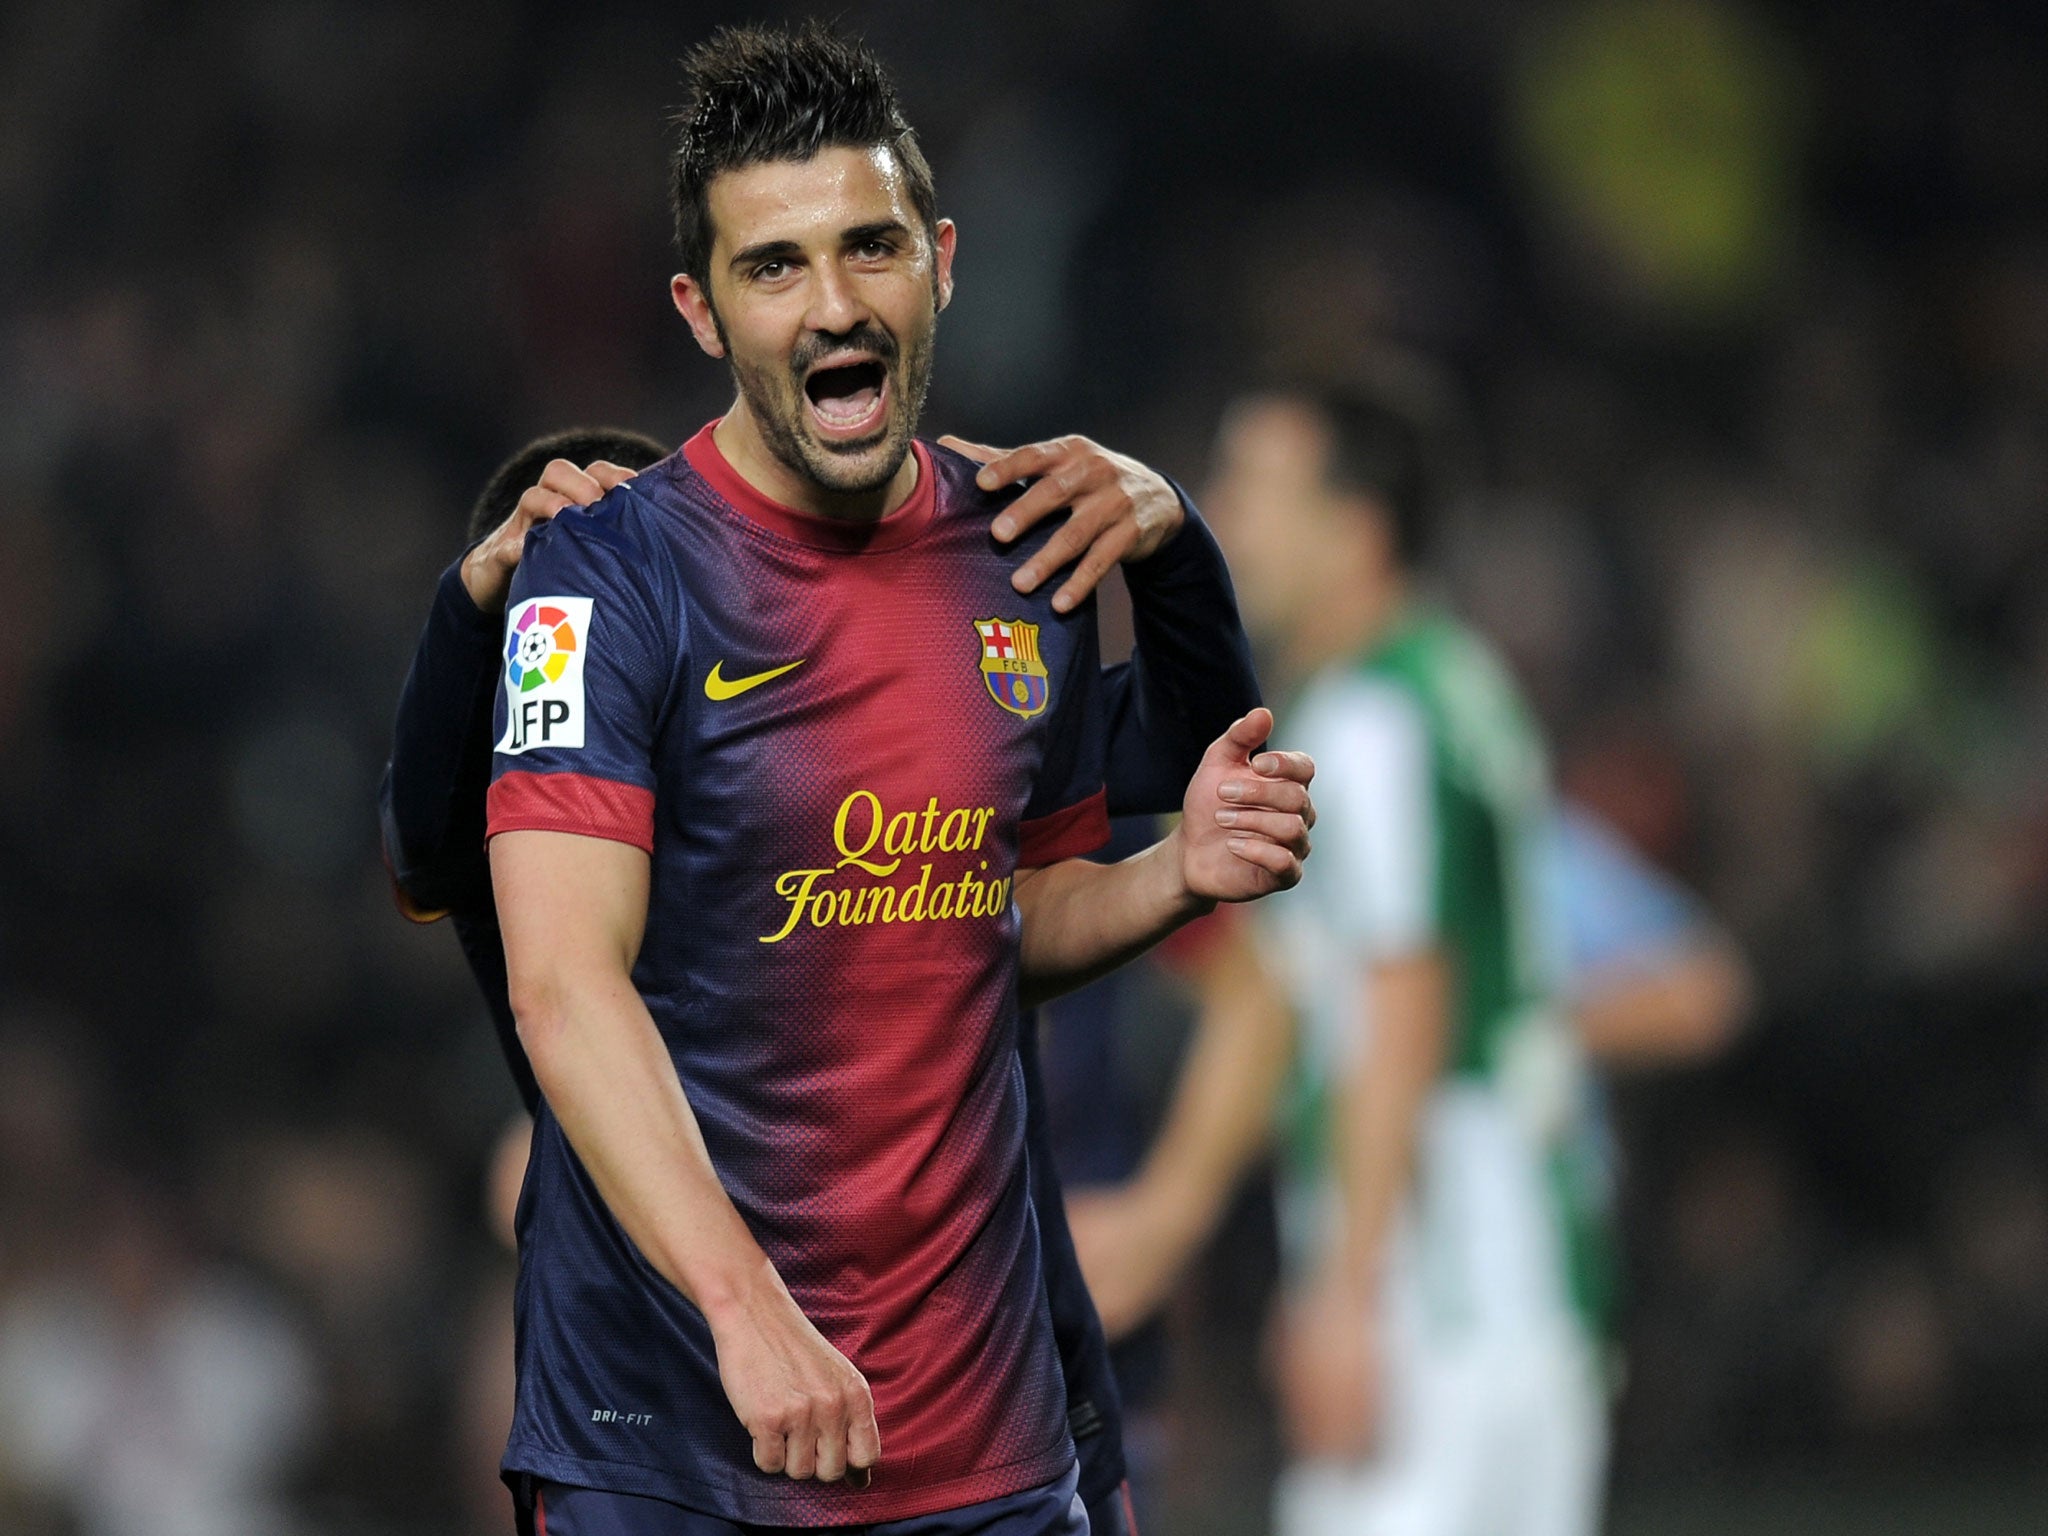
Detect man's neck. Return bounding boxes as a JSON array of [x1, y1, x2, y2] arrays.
[[1284, 575, 1410, 686], [713, 399, 918, 524]]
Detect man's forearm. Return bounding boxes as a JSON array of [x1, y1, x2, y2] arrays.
[[508, 932, 881, 1485], [1020, 707, 1313, 1006], [514, 966, 775, 1317], [1013, 839, 1213, 1009], [1133, 924, 1293, 1240], [383, 559, 503, 910], [1575, 939, 1751, 1066], [1328, 953, 1448, 1290]]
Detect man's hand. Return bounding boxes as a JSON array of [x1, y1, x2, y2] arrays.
[[705, 1271, 881, 1486], [1270, 1265, 1381, 1461], [459, 458, 638, 613], [1171, 708, 1314, 903], [494, 828, 876, 1488], [938, 434, 1185, 614], [1012, 711, 1308, 1005]]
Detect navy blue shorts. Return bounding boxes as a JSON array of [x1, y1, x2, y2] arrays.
[[1080, 1481, 1137, 1536], [520, 1462, 1088, 1536]]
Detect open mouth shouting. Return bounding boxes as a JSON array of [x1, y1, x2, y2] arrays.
[[801, 354, 891, 445]]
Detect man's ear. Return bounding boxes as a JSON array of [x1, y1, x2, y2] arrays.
[[1334, 488, 1399, 578], [671, 274, 726, 359], [933, 218, 957, 313]]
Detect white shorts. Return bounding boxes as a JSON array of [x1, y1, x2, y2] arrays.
[[1276, 1089, 1610, 1536], [1274, 1325, 1606, 1536]]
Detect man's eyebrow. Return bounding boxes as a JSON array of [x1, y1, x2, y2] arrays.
[[728, 221, 912, 273], [842, 220, 910, 247], [729, 238, 803, 272]]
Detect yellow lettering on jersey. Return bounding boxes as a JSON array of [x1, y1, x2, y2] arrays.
[[759, 789, 1010, 943], [832, 790, 901, 876]]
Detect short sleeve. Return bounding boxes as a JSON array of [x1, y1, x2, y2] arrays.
[[1297, 677, 1438, 958], [1539, 804, 1703, 981], [486, 502, 681, 854], [1017, 605, 1109, 867]]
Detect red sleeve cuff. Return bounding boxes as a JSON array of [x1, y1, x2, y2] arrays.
[[1017, 787, 1110, 867], [487, 771, 656, 854]]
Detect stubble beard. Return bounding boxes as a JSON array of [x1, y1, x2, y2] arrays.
[[724, 306, 938, 503]]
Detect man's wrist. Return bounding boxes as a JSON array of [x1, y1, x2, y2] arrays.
[[459, 543, 509, 614], [437, 554, 506, 633], [688, 1245, 785, 1330], [1121, 481, 1203, 578], [1155, 828, 1221, 923]]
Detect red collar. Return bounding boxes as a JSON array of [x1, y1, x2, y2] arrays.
[[683, 419, 936, 553]]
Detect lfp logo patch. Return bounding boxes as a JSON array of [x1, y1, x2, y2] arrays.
[[974, 618, 1049, 718], [497, 595, 593, 754]]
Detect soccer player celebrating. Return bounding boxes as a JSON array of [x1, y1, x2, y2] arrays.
[[468, 23, 1311, 1535], [387, 409, 1261, 1531]]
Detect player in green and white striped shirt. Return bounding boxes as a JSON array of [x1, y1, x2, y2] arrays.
[[1212, 381, 1609, 1536]]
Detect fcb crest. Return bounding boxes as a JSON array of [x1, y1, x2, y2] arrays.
[[974, 618, 1050, 718]]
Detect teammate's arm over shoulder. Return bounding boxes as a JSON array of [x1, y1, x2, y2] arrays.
[[1014, 707, 1314, 1008], [937, 433, 1186, 613], [462, 456, 641, 614]]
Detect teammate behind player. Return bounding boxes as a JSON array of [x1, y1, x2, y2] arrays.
[[383, 429, 666, 1108], [482, 23, 1310, 1534]]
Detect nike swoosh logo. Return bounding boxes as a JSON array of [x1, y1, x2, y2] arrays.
[[704, 658, 806, 701]]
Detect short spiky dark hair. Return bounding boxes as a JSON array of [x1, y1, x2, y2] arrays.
[[1316, 385, 1437, 567], [669, 21, 938, 286], [1270, 368, 1462, 570], [467, 428, 669, 543]]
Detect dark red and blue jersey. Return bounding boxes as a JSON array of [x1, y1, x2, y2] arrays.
[[485, 423, 1110, 1524], [381, 450, 1260, 1515]]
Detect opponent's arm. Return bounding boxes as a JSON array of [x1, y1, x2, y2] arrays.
[[493, 829, 879, 1486], [1013, 709, 1312, 1009], [1330, 955, 1449, 1293], [1274, 951, 1447, 1462], [1575, 939, 1750, 1065], [1268, 682, 1446, 1462], [1065, 920, 1295, 1339]]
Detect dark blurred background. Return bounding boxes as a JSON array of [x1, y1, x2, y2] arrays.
[[4, 0, 2048, 1531]]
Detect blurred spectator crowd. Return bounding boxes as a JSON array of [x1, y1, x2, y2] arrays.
[[2, 0, 2046, 1530]]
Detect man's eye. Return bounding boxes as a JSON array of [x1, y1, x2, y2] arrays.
[[754, 260, 789, 281], [855, 240, 891, 259]]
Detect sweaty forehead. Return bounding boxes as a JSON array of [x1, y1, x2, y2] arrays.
[[706, 145, 915, 257]]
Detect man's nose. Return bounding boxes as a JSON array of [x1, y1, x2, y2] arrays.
[[804, 261, 870, 337]]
